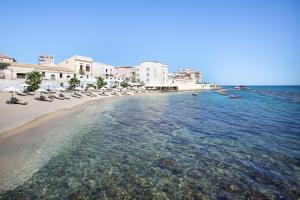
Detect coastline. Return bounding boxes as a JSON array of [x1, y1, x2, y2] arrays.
[[0, 91, 160, 140], [0, 90, 166, 192]]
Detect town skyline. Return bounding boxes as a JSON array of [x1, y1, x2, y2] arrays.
[[1, 0, 299, 85]]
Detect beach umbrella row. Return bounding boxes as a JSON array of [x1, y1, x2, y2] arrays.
[[3, 86, 20, 98]]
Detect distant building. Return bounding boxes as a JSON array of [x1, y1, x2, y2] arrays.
[[92, 62, 115, 79], [168, 68, 216, 90], [115, 66, 133, 81], [38, 55, 55, 65], [58, 55, 93, 79], [0, 54, 17, 63], [136, 61, 168, 86], [172, 68, 202, 83]]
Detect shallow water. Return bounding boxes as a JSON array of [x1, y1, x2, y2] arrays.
[[0, 87, 300, 199]]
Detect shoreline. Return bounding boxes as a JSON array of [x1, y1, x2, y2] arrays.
[[0, 91, 162, 140]]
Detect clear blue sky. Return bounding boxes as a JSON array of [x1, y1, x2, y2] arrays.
[[1, 0, 299, 85]]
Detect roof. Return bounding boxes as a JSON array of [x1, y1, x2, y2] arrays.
[[0, 54, 17, 62], [9, 62, 75, 72], [140, 61, 168, 65], [115, 66, 133, 69]]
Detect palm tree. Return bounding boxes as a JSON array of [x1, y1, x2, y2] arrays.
[[25, 70, 42, 91], [68, 77, 80, 90]]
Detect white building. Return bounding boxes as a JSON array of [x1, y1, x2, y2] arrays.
[[58, 55, 93, 79], [136, 61, 168, 86], [92, 62, 115, 79], [38, 55, 55, 65]]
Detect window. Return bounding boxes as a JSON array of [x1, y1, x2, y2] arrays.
[[60, 73, 63, 78], [74, 74, 76, 78], [51, 74, 56, 80], [41, 72, 45, 77], [87, 75, 89, 78], [146, 79, 150, 82], [67, 75, 70, 79], [80, 65, 83, 71], [86, 65, 90, 72], [16, 73, 26, 79]]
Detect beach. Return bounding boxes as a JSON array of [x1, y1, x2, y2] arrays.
[[0, 91, 153, 138], [0, 90, 161, 191]]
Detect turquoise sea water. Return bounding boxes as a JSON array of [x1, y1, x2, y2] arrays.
[[0, 86, 300, 199]]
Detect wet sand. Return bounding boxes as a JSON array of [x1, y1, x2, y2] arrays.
[[0, 91, 113, 137]]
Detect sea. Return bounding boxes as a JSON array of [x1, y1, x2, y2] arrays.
[[0, 86, 299, 199]]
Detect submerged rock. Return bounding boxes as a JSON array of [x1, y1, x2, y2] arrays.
[[157, 158, 183, 174]]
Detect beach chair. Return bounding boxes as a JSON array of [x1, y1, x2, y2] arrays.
[[59, 93, 70, 100], [35, 95, 53, 102], [16, 91, 28, 96], [6, 97, 28, 105]]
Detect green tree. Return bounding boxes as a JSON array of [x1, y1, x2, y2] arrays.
[[0, 62, 10, 70], [120, 81, 129, 88], [25, 70, 42, 91], [97, 77, 107, 88], [68, 77, 80, 90]]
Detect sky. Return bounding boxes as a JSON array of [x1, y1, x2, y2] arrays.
[[1, 0, 299, 85]]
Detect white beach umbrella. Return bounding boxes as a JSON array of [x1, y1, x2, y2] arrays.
[[55, 87, 66, 91], [75, 87, 84, 91], [19, 83, 29, 92], [45, 82, 52, 90], [36, 88, 47, 97], [36, 88, 47, 93], [3, 86, 20, 98], [55, 86, 65, 94]]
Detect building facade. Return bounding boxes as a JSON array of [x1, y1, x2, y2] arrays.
[[0, 54, 16, 63], [58, 55, 93, 79], [136, 61, 168, 86], [38, 55, 55, 65], [115, 66, 133, 81], [92, 62, 115, 79]]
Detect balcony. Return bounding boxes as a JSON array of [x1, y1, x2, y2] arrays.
[[79, 69, 85, 75]]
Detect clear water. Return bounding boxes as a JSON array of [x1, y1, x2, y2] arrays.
[[0, 86, 300, 199]]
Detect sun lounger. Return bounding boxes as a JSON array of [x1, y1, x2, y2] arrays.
[[35, 95, 53, 102], [74, 92, 83, 97], [16, 92, 28, 96], [59, 93, 70, 100], [71, 94, 81, 98], [6, 97, 28, 105]]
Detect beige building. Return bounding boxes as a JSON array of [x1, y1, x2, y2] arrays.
[[169, 68, 216, 90], [115, 66, 133, 81], [136, 61, 168, 86], [172, 69, 202, 83], [58, 55, 93, 79], [4, 62, 75, 81], [0, 54, 16, 63]]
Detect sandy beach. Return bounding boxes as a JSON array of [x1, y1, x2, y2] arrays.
[[0, 90, 165, 138], [0, 91, 119, 138]]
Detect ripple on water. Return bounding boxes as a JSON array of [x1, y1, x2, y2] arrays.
[[0, 87, 300, 199]]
